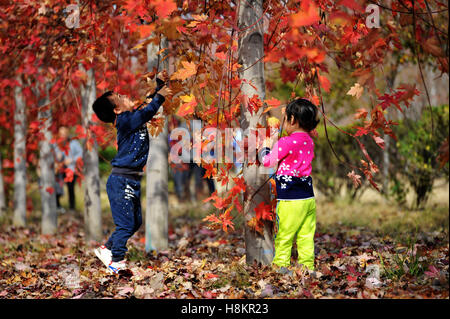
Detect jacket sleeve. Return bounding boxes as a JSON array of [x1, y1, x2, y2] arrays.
[[147, 78, 165, 99], [117, 93, 165, 132], [261, 138, 289, 168]]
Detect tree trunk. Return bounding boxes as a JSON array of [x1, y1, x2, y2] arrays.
[[238, 0, 274, 265], [0, 151, 6, 218], [382, 61, 398, 196], [145, 38, 169, 252], [80, 66, 102, 242], [37, 85, 58, 234], [13, 80, 27, 227]]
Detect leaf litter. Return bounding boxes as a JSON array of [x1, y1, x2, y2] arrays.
[[0, 214, 448, 299]]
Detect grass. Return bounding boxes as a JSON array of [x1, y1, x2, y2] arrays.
[[315, 179, 449, 237], [377, 229, 430, 281]]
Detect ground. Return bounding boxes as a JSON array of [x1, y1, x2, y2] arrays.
[[0, 181, 448, 299]]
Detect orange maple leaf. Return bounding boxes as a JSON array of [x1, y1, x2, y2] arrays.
[[317, 73, 331, 93], [152, 0, 177, 19], [254, 202, 274, 221], [263, 97, 282, 113], [170, 61, 197, 81], [138, 24, 155, 38], [354, 108, 368, 119], [221, 206, 235, 232], [290, 1, 320, 27]]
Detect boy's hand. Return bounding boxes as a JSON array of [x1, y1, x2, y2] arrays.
[[157, 70, 169, 83], [158, 85, 172, 98]]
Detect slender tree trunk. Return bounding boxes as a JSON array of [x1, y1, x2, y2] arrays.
[[80, 66, 102, 242], [13, 80, 27, 227], [238, 0, 274, 265], [383, 62, 398, 196], [145, 38, 169, 252], [0, 151, 5, 218], [37, 84, 57, 234]]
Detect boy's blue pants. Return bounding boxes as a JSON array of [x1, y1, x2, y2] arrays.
[[104, 174, 142, 262]]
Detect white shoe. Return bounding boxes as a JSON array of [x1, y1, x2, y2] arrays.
[[107, 260, 127, 274], [94, 245, 112, 267]]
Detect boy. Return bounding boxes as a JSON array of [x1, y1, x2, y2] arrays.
[[92, 71, 171, 274]]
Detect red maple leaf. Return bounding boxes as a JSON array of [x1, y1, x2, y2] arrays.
[[290, 0, 320, 27], [64, 168, 74, 183], [152, 0, 177, 19], [354, 108, 368, 120], [317, 73, 331, 93], [221, 213, 235, 232], [254, 202, 274, 221]]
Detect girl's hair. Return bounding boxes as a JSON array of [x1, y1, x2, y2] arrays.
[[285, 98, 320, 132], [92, 91, 116, 123]]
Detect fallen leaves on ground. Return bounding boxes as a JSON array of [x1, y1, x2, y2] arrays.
[[0, 213, 448, 299]]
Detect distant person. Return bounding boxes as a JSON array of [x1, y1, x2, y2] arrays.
[[189, 117, 215, 200], [53, 126, 83, 213], [259, 98, 320, 273], [168, 116, 190, 203], [91, 70, 171, 274]]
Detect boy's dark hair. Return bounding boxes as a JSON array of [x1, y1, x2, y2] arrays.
[[285, 98, 320, 132], [92, 91, 116, 123]]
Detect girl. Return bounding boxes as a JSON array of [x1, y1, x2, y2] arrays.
[[260, 98, 320, 271]]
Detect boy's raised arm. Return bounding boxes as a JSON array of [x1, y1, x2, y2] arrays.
[[118, 93, 165, 132]]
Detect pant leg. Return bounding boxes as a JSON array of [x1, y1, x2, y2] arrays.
[[67, 175, 77, 210], [272, 201, 301, 267], [193, 164, 204, 193], [296, 198, 316, 270], [132, 185, 142, 233], [206, 176, 215, 195], [105, 175, 141, 262], [56, 195, 61, 208], [172, 168, 185, 200]]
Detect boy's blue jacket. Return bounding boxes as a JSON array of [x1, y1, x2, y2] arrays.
[[110, 93, 165, 171]]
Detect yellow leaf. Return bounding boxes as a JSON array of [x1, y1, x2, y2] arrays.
[[180, 94, 195, 103], [267, 117, 280, 128], [177, 94, 198, 117]]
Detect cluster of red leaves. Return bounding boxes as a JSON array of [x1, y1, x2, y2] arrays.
[[0, 0, 448, 231], [0, 213, 448, 299]]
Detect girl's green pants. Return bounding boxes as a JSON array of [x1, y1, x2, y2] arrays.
[[272, 198, 316, 270]]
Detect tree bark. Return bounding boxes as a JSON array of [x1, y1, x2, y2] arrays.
[[0, 151, 6, 218], [238, 0, 274, 265], [80, 66, 102, 242], [13, 79, 27, 227], [145, 38, 169, 252], [37, 84, 57, 234], [382, 61, 398, 196]]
